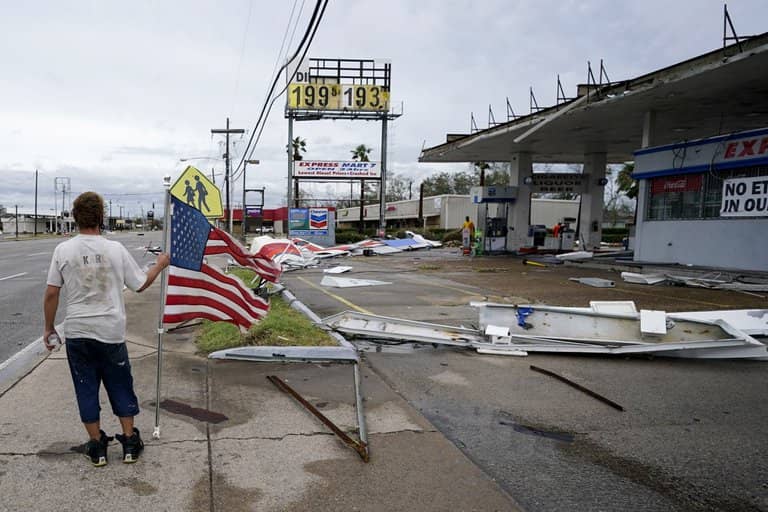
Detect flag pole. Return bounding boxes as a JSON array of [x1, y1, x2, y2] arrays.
[[153, 175, 173, 439]]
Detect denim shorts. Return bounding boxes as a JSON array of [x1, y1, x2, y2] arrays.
[[65, 338, 140, 423]]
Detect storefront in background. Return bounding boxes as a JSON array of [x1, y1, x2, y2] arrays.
[[633, 127, 768, 271]]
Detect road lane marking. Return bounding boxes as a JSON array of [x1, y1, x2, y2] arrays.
[[27, 252, 50, 257], [0, 272, 28, 281], [295, 276, 373, 315]]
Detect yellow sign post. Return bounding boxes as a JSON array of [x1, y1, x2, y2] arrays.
[[170, 166, 223, 219]]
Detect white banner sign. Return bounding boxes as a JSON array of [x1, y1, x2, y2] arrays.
[[720, 176, 768, 217], [294, 161, 381, 179]]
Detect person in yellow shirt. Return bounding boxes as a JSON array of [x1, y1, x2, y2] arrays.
[[462, 216, 475, 251]]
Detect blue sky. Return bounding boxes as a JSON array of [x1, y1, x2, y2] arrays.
[[1, 0, 767, 213]]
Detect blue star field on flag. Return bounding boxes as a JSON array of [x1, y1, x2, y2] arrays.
[[169, 195, 211, 271]]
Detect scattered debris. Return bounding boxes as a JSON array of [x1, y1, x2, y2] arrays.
[[666, 273, 768, 293], [568, 277, 615, 288], [382, 238, 431, 250], [667, 309, 768, 336], [522, 259, 548, 267], [405, 231, 443, 248], [323, 302, 768, 360], [363, 245, 402, 255], [529, 365, 624, 411], [555, 251, 594, 261], [324, 266, 353, 274], [323, 311, 483, 347], [588, 301, 637, 314], [621, 272, 667, 285], [620, 269, 768, 293], [320, 276, 392, 288]]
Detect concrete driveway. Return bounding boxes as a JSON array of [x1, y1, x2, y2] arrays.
[[283, 249, 768, 512]]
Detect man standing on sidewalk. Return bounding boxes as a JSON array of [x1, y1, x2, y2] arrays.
[[43, 191, 170, 467]]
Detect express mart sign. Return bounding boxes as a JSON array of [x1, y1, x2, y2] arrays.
[[294, 161, 381, 179]]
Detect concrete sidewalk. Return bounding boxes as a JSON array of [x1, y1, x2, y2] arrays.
[[0, 285, 519, 511]]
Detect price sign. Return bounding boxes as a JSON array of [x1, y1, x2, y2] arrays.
[[288, 83, 341, 110], [341, 85, 389, 111], [287, 83, 390, 112]]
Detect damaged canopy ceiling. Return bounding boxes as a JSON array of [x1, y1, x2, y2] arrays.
[[419, 34, 768, 164]]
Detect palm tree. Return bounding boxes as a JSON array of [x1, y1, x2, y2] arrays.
[[473, 161, 490, 185], [350, 144, 372, 162], [291, 137, 307, 161], [617, 162, 638, 200]]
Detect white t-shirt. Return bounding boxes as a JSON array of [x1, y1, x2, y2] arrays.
[[46, 235, 147, 344]]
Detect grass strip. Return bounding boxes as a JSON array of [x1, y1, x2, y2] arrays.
[[195, 267, 336, 354]]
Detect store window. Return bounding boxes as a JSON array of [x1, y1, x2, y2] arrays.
[[646, 166, 768, 220]]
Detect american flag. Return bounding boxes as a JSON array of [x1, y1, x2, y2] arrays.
[[162, 196, 280, 330]]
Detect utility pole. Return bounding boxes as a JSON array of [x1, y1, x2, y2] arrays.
[[378, 115, 389, 238], [242, 160, 259, 243], [34, 170, 38, 237], [54, 177, 70, 235], [15, 205, 19, 239], [211, 117, 244, 234]]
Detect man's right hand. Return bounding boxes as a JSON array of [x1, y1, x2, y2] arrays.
[[43, 328, 59, 351], [155, 253, 170, 269]]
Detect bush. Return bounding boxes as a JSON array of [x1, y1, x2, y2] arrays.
[[335, 230, 368, 244], [601, 227, 628, 244], [443, 229, 462, 243], [602, 227, 629, 236], [602, 234, 626, 244]]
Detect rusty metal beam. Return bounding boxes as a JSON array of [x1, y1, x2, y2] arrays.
[[267, 375, 370, 462], [530, 365, 625, 412]]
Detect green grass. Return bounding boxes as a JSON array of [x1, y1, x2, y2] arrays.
[[196, 321, 243, 353], [418, 264, 441, 271], [195, 267, 336, 353], [245, 296, 336, 347]]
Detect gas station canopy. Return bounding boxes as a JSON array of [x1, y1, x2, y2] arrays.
[[419, 33, 768, 164]]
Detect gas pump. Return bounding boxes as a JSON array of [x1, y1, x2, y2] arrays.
[[559, 217, 576, 251], [485, 214, 508, 252], [470, 186, 515, 254]]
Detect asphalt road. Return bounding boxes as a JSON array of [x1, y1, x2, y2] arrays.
[[0, 231, 162, 364], [283, 250, 768, 512]]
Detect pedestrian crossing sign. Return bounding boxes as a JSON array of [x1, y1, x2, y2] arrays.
[[170, 166, 223, 219]]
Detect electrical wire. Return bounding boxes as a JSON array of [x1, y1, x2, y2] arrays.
[[229, 0, 302, 184], [240, 0, 329, 169], [286, 0, 308, 51], [232, 0, 326, 178]]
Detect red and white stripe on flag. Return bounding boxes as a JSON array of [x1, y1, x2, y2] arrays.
[[163, 263, 269, 330], [205, 227, 282, 283]]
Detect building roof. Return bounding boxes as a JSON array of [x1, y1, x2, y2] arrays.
[[419, 34, 768, 164]]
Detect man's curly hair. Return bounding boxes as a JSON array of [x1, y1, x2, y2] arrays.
[[72, 192, 104, 229]]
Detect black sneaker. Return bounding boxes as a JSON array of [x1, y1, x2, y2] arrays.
[[84, 430, 112, 467], [115, 427, 144, 464]]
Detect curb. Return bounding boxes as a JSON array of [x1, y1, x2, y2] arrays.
[[0, 337, 50, 396]]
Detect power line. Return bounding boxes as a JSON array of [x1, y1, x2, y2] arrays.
[[269, 0, 303, 92], [232, 0, 327, 178], [243, 0, 328, 167], [233, 0, 328, 183]]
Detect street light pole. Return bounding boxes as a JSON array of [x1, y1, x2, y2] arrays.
[[242, 159, 259, 242]]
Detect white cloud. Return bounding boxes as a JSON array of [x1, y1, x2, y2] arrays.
[[1, 0, 766, 212]]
